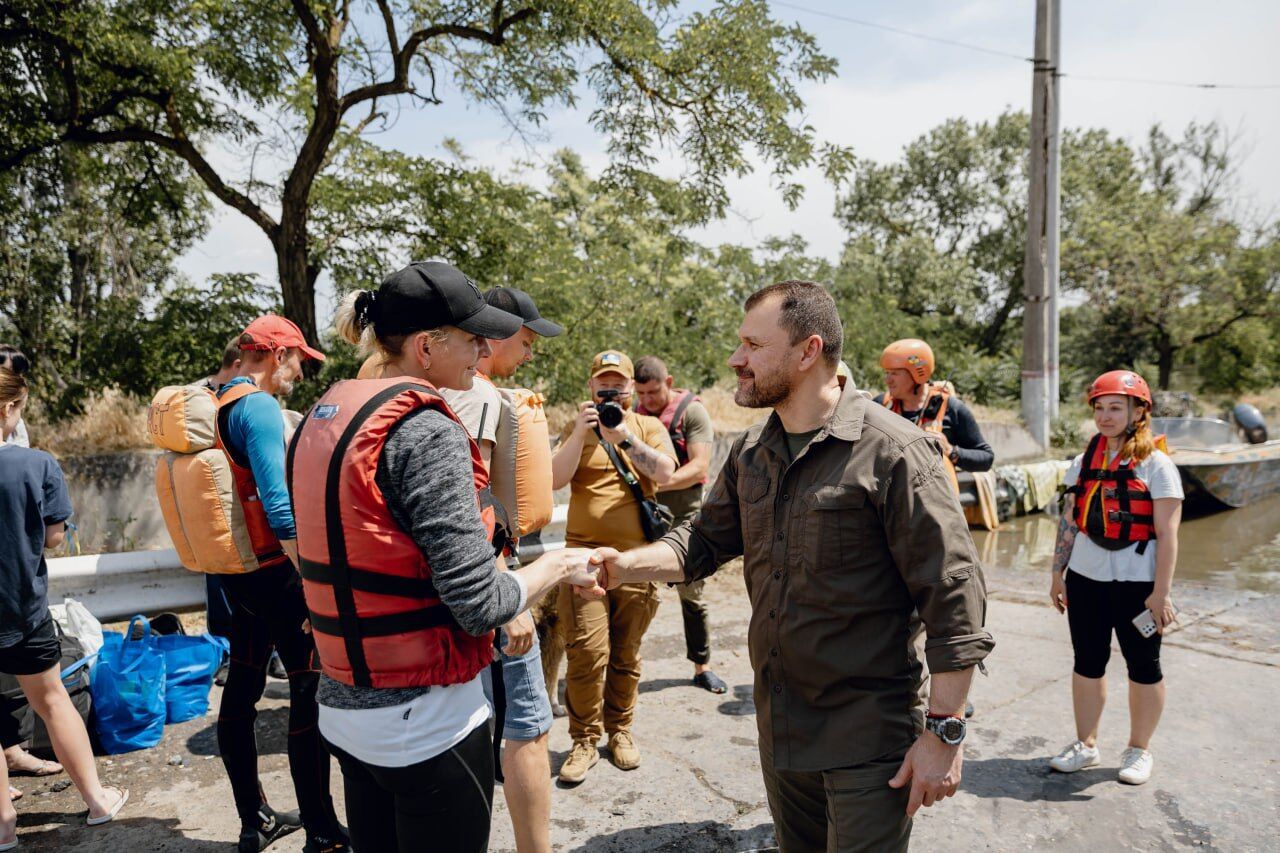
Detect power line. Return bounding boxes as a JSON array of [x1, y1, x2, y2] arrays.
[[1061, 73, 1280, 91], [770, 1, 1030, 62], [770, 0, 1280, 92]]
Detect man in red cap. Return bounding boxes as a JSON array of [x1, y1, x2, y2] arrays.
[[213, 315, 347, 853]]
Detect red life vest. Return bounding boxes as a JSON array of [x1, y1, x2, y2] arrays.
[[1070, 432, 1162, 553], [212, 382, 289, 572], [637, 389, 706, 485], [287, 377, 496, 689]]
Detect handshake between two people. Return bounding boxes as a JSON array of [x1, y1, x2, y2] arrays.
[[551, 547, 630, 601]]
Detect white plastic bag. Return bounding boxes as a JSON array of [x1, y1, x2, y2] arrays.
[[48, 597, 104, 658]]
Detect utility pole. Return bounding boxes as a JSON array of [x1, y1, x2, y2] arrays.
[[1046, 0, 1061, 420], [1022, 0, 1060, 446]]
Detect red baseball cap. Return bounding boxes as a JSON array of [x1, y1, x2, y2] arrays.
[[239, 315, 326, 362]]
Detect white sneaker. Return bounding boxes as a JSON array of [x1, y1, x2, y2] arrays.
[[1118, 747, 1153, 785], [1049, 740, 1101, 773]]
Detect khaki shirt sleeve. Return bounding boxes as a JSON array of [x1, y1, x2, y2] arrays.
[[879, 435, 994, 673], [682, 401, 714, 446], [662, 432, 745, 583], [639, 415, 678, 462]]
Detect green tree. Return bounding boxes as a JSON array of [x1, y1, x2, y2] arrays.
[[0, 142, 208, 409], [1062, 124, 1280, 390], [2, 0, 848, 345]]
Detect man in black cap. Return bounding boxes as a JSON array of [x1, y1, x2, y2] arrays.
[[441, 286, 563, 853]]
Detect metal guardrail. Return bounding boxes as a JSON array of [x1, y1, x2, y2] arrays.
[[48, 504, 570, 622]]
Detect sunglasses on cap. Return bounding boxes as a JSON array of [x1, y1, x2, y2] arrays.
[[0, 351, 29, 375]]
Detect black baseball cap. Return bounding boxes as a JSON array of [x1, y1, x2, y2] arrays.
[[374, 262, 523, 339], [484, 287, 564, 338]]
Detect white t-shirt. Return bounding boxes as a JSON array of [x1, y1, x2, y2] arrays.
[[442, 376, 502, 448], [1063, 447, 1183, 583], [318, 674, 492, 768]]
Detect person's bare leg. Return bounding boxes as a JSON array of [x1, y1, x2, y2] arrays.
[[1, 747, 15, 846], [4, 745, 61, 775], [1127, 681, 1165, 749], [502, 732, 552, 853], [17, 667, 120, 818], [1072, 673, 1106, 747]]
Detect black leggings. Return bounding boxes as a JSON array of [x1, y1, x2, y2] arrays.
[[1065, 570, 1163, 684], [218, 563, 338, 833], [327, 721, 495, 853]]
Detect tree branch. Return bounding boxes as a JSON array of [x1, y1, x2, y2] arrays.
[[339, 5, 538, 114]]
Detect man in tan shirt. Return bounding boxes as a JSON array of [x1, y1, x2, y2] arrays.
[[551, 350, 676, 784], [584, 283, 993, 851]]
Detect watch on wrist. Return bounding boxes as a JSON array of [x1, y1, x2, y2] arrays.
[[948, 447, 960, 463], [925, 713, 966, 746], [617, 435, 633, 450]]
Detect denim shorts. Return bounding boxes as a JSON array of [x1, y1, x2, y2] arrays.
[[481, 629, 554, 742]]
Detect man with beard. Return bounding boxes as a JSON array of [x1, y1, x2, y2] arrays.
[[214, 316, 348, 853], [581, 282, 993, 851], [550, 350, 676, 784]]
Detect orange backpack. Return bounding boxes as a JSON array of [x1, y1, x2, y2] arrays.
[[148, 385, 299, 574], [490, 387, 554, 539]]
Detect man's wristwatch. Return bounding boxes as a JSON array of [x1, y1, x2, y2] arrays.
[[617, 430, 633, 451], [948, 447, 961, 463], [925, 712, 966, 746]]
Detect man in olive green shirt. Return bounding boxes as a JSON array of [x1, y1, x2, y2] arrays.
[[583, 282, 993, 852], [633, 355, 727, 695]]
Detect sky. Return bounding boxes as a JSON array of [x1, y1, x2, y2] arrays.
[[174, 0, 1280, 320]]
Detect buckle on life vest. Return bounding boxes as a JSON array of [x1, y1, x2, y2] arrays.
[[1106, 510, 1153, 524]]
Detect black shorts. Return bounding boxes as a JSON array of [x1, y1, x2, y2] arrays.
[[0, 618, 62, 676], [1065, 570, 1163, 684]]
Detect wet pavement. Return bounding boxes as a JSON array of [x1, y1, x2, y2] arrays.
[[10, 508, 1280, 852]]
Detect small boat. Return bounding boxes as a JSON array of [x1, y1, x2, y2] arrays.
[[1154, 409, 1280, 510]]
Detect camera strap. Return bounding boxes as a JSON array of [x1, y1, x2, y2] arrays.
[[597, 429, 650, 507]]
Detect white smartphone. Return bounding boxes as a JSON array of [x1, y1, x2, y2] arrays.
[[1132, 603, 1180, 638]]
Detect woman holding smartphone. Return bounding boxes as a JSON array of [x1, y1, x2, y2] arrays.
[[1047, 370, 1183, 785]]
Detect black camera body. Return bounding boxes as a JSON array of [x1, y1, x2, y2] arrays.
[[595, 389, 626, 429]]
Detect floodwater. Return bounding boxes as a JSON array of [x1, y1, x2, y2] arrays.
[[971, 494, 1280, 593]]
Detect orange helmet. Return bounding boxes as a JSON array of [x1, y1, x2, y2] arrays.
[[880, 339, 935, 384], [1086, 370, 1152, 407]]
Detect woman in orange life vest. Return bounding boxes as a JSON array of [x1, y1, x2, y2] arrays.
[[290, 262, 596, 853], [1046, 370, 1183, 787], [874, 339, 994, 485]]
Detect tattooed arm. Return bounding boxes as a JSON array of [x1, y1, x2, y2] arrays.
[[620, 432, 676, 485], [1049, 494, 1077, 613]]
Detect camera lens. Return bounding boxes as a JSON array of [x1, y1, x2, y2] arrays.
[[597, 402, 624, 429]]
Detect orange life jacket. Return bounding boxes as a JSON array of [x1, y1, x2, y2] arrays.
[[1070, 432, 1167, 553], [287, 377, 496, 689], [212, 382, 290, 572], [637, 389, 707, 485], [881, 385, 959, 491]]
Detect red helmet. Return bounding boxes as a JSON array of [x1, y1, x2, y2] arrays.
[[1086, 370, 1152, 407]]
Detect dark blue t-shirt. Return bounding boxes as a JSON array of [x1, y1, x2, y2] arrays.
[[0, 445, 73, 646]]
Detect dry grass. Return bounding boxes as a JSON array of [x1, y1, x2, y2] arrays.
[[29, 387, 151, 457]]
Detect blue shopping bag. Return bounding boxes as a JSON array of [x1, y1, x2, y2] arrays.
[[154, 633, 229, 723], [91, 616, 167, 754]]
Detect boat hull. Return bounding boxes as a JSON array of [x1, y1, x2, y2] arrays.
[[1170, 442, 1280, 509]]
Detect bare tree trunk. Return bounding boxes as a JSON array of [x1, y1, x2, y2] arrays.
[[275, 202, 318, 346], [1157, 340, 1175, 390]]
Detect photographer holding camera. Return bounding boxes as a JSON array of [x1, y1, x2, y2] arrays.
[[550, 350, 676, 784]]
